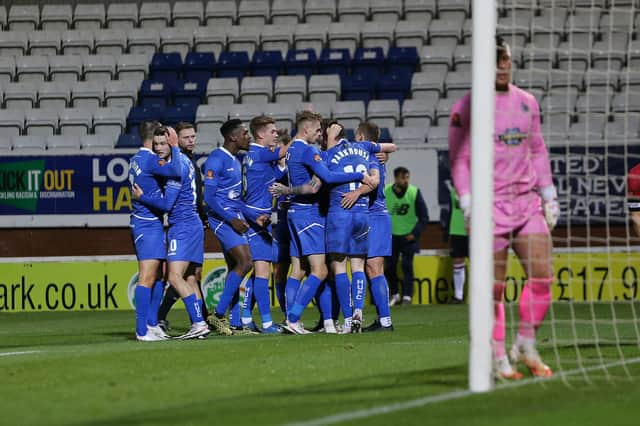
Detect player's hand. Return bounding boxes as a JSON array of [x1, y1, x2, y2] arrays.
[[166, 126, 178, 147], [256, 214, 271, 228], [459, 193, 471, 229], [341, 190, 360, 209], [131, 183, 143, 200], [375, 152, 389, 164], [269, 182, 290, 196], [230, 218, 250, 234], [327, 123, 343, 142], [360, 172, 374, 188], [543, 199, 560, 231], [405, 234, 416, 242]]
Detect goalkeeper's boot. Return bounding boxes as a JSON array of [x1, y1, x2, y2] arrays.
[[509, 343, 554, 378], [493, 355, 523, 381], [208, 314, 233, 336]]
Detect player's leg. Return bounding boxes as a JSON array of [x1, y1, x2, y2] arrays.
[[365, 256, 393, 331], [191, 264, 209, 319], [450, 235, 469, 303], [167, 260, 209, 339], [286, 253, 327, 333], [385, 236, 401, 306], [214, 244, 252, 319], [399, 237, 417, 304], [136, 259, 165, 340], [330, 253, 353, 333], [350, 256, 367, 333], [253, 259, 278, 332]]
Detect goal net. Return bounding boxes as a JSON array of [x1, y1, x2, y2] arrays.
[[494, 0, 640, 385]]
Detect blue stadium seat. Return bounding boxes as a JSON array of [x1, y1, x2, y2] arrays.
[[285, 49, 317, 78], [173, 79, 206, 109], [162, 105, 197, 127], [116, 133, 141, 148], [127, 106, 164, 134], [317, 48, 350, 79], [376, 72, 411, 104], [149, 52, 183, 84], [341, 73, 374, 103], [217, 51, 250, 79], [252, 50, 283, 80], [139, 79, 173, 108], [352, 47, 384, 80], [183, 52, 216, 85], [379, 127, 392, 142], [387, 47, 418, 79], [345, 128, 356, 140]]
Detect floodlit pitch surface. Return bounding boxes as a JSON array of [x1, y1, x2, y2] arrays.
[[1, 305, 639, 425]]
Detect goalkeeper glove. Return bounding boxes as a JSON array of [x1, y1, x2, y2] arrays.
[[459, 193, 471, 227], [540, 185, 559, 231]]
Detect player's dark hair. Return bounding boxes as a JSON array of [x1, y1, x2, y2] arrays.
[[357, 121, 380, 142], [175, 122, 194, 135], [153, 125, 168, 137], [249, 115, 275, 139], [220, 119, 243, 139], [322, 119, 346, 142], [277, 128, 291, 145], [140, 120, 161, 142], [394, 166, 410, 177], [496, 36, 510, 61]]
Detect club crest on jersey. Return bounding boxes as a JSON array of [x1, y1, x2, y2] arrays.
[[158, 159, 165, 166], [313, 154, 322, 162], [499, 128, 527, 145], [450, 112, 462, 128], [521, 102, 530, 112]]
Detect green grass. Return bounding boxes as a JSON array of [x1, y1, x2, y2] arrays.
[[1, 304, 640, 426]]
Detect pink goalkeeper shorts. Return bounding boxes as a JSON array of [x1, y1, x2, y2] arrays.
[[493, 192, 550, 252]]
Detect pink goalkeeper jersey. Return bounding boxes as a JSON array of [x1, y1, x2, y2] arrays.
[[448, 84, 553, 202]]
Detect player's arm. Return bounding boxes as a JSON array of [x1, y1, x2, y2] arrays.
[[148, 146, 183, 178], [341, 166, 380, 209], [270, 175, 322, 196], [132, 179, 181, 212], [362, 141, 397, 154], [448, 101, 471, 221], [202, 158, 236, 222], [304, 149, 371, 185], [274, 163, 287, 181]]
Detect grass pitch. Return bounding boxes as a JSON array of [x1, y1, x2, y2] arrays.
[[1, 304, 640, 426]]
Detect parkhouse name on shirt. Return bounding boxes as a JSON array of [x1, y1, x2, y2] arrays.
[[329, 146, 370, 165]]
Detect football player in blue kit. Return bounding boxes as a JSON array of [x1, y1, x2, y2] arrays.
[[132, 128, 210, 340], [128, 122, 182, 341], [202, 119, 254, 336], [239, 115, 291, 333]]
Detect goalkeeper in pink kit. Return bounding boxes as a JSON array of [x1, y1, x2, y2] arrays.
[[448, 37, 559, 379]]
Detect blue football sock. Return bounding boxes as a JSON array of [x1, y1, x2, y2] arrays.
[[370, 275, 391, 319], [182, 293, 203, 323], [230, 298, 241, 327], [285, 277, 300, 315], [253, 277, 272, 325], [334, 273, 353, 320], [288, 274, 322, 323], [318, 281, 333, 321], [135, 285, 151, 336], [147, 280, 164, 327], [215, 271, 243, 317], [352, 271, 367, 311], [241, 277, 254, 323], [275, 280, 286, 313]]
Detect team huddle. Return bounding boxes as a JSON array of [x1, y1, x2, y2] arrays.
[[128, 111, 397, 341]]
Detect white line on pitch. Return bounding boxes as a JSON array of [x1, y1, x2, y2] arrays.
[[286, 357, 640, 426], [0, 350, 40, 357]]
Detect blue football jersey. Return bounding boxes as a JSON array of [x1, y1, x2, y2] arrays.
[[241, 143, 282, 221], [167, 152, 199, 225], [368, 154, 388, 214], [128, 146, 182, 220], [202, 147, 244, 221]]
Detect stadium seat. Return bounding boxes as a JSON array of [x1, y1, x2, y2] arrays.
[[116, 133, 142, 149], [274, 75, 307, 103], [0, 30, 28, 56], [71, 81, 105, 110], [128, 28, 161, 56], [435, 97, 457, 124], [25, 109, 59, 137], [162, 104, 197, 127], [387, 47, 419, 79], [428, 18, 464, 47], [285, 49, 318, 78], [140, 1, 171, 28], [271, 0, 303, 25], [513, 68, 548, 92], [73, 3, 106, 30], [367, 99, 400, 130], [150, 52, 183, 84], [194, 27, 227, 57], [173, 1, 204, 27], [263, 102, 296, 130], [607, 114, 640, 138], [426, 125, 447, 148], [317, 49, 351, 79], [0, 56, 15, 85], [376, 72, 411, 103], [453, 44, 472, 72], [402, 99, 436, 127], [217, 51, 251, 79], [49, 55, 83, 82], [8, 5, 39, 31], [93, 107, 128, 139], [308, 74, 341, 103], [370, 0, 400, 22], [183, 52, 216, 84], [304, 0, 336, 24], [404, 0, 437, 21], [139, 79, 172, 108], [338, 0, 369, 23], [569, 115, 606, 140], [0, 109, 24, 137], [38, 81, 71, 109], [261, 25, 295, 57], [81, 134, 116, 150], [584, 69, 619, 92], [361, 21, 395, 55], [15, 55, 49, 84], [548, 69, 584, 92], [332, 100, 365, 129], [520, 45, 555, 70], [298, 101, 332, 120], [82, 55, 116, 82], [352, 47, 385, 80], [196, 104, 228, 135], [105, 79, 140, 109], [59, 108, 93, 136], [61, 30, 94, 56], [496, 15, 530, 48], [341, 73, 374, 103], [391, 126, 428, 146], [294, 23, 327, 57], [229, 103, 264, 122], [613, 92, 640, 113], [4, 82, 37, 109], [207, 77, 240, 105], [47, 134, 82, 151], [0, 6, 5, 31], [394, 20, 429, 50], [240, 76, 273, 104], [160, 27, 195, 58], [106, 3, 139, 29], [328, 22, 362, 56], [592, 36, 627, 71], [378, 127, 392, 142], [227, 25, 260, 58], [29, 30, 61, 56], [252, 50, 284, 80], [94, 29, 128, 56], [238, 0, 270, 26], [12, 135, 47, 152], [116, 54, 151, 83], [445, 70, 471, 99], [205, 0, 236, 26], [41, 5, 72, 31], [194, 132, 221, 153]]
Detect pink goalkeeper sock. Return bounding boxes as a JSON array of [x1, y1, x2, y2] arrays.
[[493, 282, 506, 359], [518, 277, 552, 339]]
